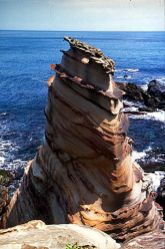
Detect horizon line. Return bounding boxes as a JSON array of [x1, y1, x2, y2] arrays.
[[0, 29, 165, 32]]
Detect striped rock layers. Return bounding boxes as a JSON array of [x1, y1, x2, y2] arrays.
[[4, 37, 160, 241]]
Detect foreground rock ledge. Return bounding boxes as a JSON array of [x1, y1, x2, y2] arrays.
[[3, 37, 161, 241], [0, 220, 120, 249]]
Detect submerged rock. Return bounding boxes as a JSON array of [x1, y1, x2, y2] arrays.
[[3, 37, 162, 241], [0, 220, 120, 249]]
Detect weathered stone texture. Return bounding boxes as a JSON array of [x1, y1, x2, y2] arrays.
[[3, 37, 161, 242], [0, 220, 120, 249]]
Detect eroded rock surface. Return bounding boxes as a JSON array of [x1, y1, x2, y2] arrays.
[[122, 230, 165, 249], [3, 37, 161, 242], [0, 220, 120, 249]]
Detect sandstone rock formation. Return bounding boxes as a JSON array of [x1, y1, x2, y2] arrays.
[[3, 37, 161, 241], [122, 230, 165, 249], [0, 220, 120, 249]]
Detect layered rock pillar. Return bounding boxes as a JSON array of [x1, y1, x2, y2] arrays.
[[3, 37, 160, 241]]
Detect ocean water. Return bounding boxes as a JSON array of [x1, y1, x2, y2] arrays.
[[0, 30, 165, 177]]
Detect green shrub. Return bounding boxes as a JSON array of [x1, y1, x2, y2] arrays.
[[66, 242, 96, 249]]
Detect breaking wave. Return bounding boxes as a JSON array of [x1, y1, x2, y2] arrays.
[[148, 171, 165, 191], [132, 146, 152, 161], [156, 77, 165, 85], [130, 110, 165, 123], [124, 68, 139, 73], [115, 68, 139, 73], [0, 137, 27, 172]]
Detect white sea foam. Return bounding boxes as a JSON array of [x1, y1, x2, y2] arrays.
[[123, 106, 139, 113], [0, 139, 11, 168], [148, 171, 165, 191], [130, 110, 165, 123], [115, 69, 123, 72], [123, 100, 135, 106], [123, 100, 145, 114], [124, 68, 139, 73], [115, 68, 139, 73], [132, 151, 147, 161], [116, 75, 124, 79], [0, 137, 27, 171], [132, 147, 165, 191], [132, 146, 152, 161], [123, 100, 145, 108], [141, 83, 148, 91], [156, 77, 165, 85], [124, 75, 132, 79], [0, 156, 5, 164], [0, 136, 26, 194], [116, 75, 132, 80], [146, 111, 165, 122], [0, 112, 7, 117]]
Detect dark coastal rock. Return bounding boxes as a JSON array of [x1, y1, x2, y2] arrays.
[[117, 80, 165, 111], [147, 80, 165, 109], [156, 177, 165, 219], [3, 37, 161, 242], [0, 169, 12, 227], [0, 169, 13, 187], [116, 82, 147, 102], [139, 161, 165, 173], [147, 80, 165, 97]]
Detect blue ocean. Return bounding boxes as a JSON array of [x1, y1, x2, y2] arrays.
[[0, 31, 165, 178]]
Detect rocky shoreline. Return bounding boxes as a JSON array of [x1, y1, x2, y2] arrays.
[[117, 79, 165, 113], [0, 37, 164, 248]]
